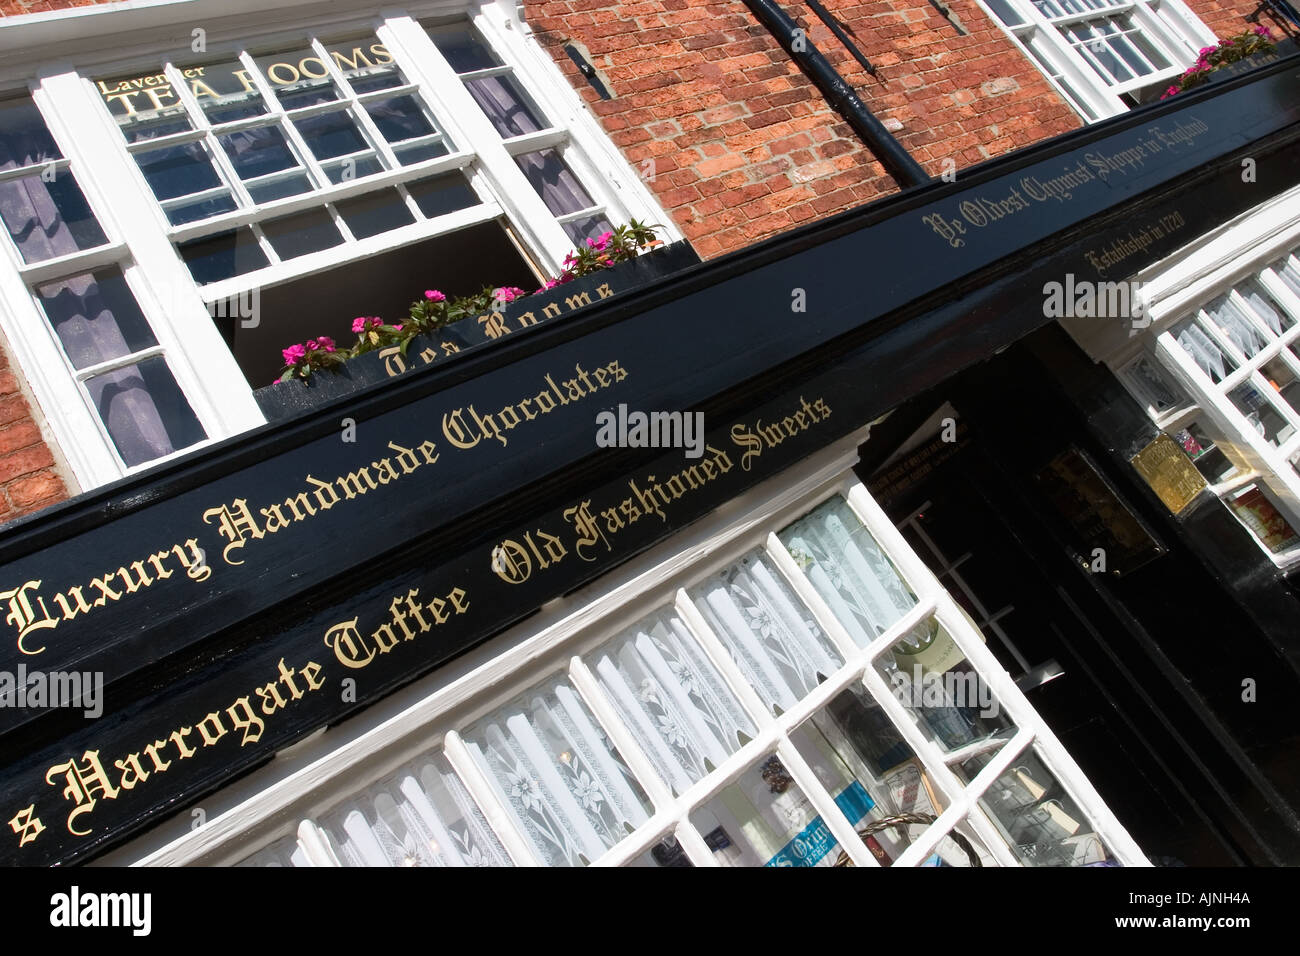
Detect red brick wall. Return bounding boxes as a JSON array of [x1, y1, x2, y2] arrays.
[[0, 0, 105, 14], [529, 0, 1083, 256], [0, 337, 70, 524]]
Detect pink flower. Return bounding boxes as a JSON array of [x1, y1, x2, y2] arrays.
[[1198, 45, 1217, 57], [392, 325, 402, 332], [1254, 24, 1272, 37], [1164, 85, 1180, 97], [425, 290, 446, 302], [282, 343, 307, 365], [586, 235, 609, 252], [316, 336, 336, 352], [493, 286, 526, 304]]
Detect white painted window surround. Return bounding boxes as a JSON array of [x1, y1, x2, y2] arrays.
[[1063, 186, 1300, 569], [0, 0, 677, 491], [99, 433, 1145, 868], [977, 0, 1215, 121]]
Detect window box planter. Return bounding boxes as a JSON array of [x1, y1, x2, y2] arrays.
[[253, 240, 699, 422]]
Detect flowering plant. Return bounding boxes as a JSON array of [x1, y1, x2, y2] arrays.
[[1161, 26, 1276, 99], [278, 336, 345, 380], [275, 219, 662, 382]]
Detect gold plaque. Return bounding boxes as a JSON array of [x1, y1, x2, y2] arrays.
[[1130, 434, 1207, 515]]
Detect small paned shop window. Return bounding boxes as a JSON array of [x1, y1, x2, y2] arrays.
[[234, 483, 1138, 867], [979, 0, 1210, 120], [0, 95, 206, 469], [1135, 244, 1300, 566]]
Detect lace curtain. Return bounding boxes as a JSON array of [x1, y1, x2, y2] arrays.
[[321, 754, 511, 867], [779, 496, 917, 647], [464, 678, 651, 867], [591, 609, 756, 795], [690, 549, 844, 713]]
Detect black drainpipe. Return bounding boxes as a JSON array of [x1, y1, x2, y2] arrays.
[[743, 0, 930, 188]]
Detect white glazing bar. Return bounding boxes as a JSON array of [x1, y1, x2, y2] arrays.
[[441, 731, 541, 866], [773, 739, 880, 867], [162, 62, 256, 210], [673, 588, 781, 732], [236, 50, 332, 190], [672, 820, 721, 867], [296, 820, 339, 866], [566, 656, 674, 811]]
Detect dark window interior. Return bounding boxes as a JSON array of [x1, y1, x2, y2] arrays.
[[218, 219, 536, 387]]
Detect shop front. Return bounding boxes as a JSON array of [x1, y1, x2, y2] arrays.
[[2, 49, 1299, 867]]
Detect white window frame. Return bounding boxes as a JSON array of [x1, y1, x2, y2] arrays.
[[1070, 185, 1300, 569], [106, 428, 1144, 868], [0, 0, 678, 491], [976, 0, 1215, 121]]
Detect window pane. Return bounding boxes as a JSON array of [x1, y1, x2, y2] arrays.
[[255, 48, 340, 109], [0, 98, 60, 171], [321, 154, 383, 184], [562, 215, 615, 246], [428, 24, 501, 73], [1228, 380, 1294, 447], [1206, 295, 1269, 358], [1173, 320, 1237, 383], [84, 356, 206, 467], [318, 752, 512, 867], [1238, 279, 1294, 336], [326, 38, 403, 93], [246, 172, 313, 204], [405, 173, 478, 219], [779, 495, 917, 645], [134, 141, 224, 202], [34, 267, 156, 369], [294, 108, 371, 162], [178, 227, 269, 284], [465, 75, 546, 139], [217, 124, 302, 181], [165, 192, 239, 227], [627, 834, 694, 867], [334, 188, 414, 239], [689, 548, 844, 714], [588, 608, 756, 794], [187, 59, 268, 124], [1224, 484, 1300, 553], [985, 0, 1024, 24], [689, 754, 847, 866], [462, 674, 652, 867], [261, 207, 343, 259], [516, 148, 595, 216], [956, 748, 1118, 866], [871, 617, 1016, 751], [98, 70, 194, 143], [0, 170, 108, 263], [364, 95, 437, 143], [392, 139, 450, 166]]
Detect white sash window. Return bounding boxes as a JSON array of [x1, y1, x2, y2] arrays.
[[979, 0, 1214, 120]]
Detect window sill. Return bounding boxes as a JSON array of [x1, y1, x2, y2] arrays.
[[252, 240, 700, 421]]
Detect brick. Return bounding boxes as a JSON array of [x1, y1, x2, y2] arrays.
[[0, 444, 53, 482], [6, 471, 64, 511]]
